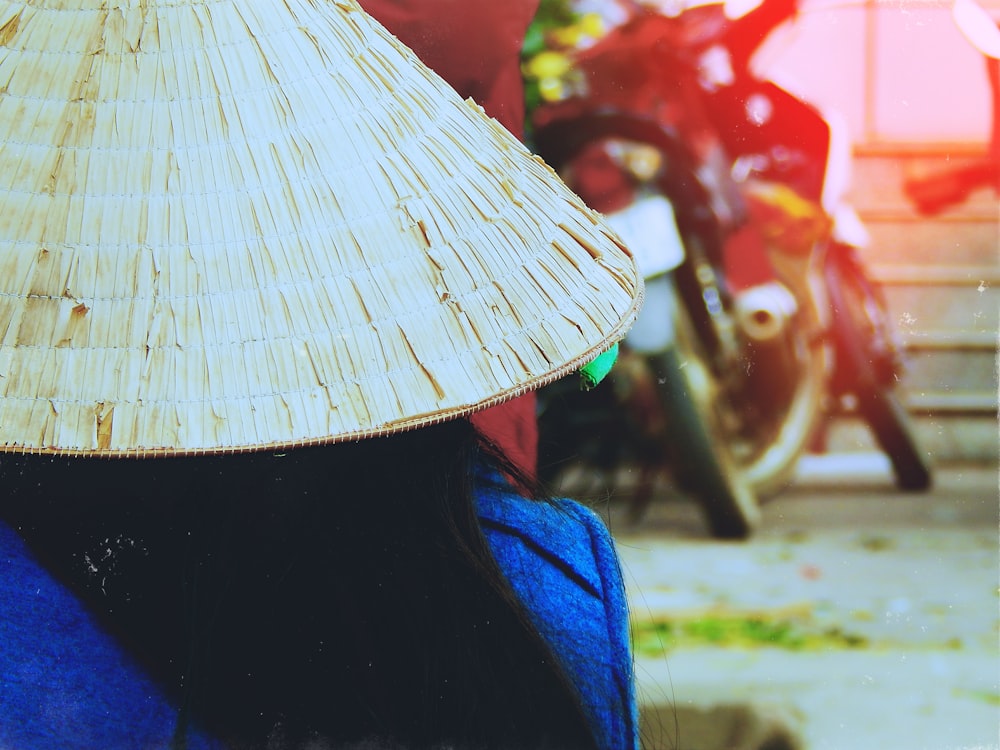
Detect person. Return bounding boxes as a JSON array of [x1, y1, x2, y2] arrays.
[[0, 1, 642, 749]]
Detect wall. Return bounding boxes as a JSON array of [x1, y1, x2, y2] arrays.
[[752, 0, 997, 148]]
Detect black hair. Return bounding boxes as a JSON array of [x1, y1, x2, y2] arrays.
[[1, 419, 600, 750]]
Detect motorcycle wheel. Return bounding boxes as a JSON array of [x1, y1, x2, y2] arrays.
[[739, 318, 828, 499], [857, 387, 932, 491], [828, 247, 933, 491], [656, 278, 761, 540]]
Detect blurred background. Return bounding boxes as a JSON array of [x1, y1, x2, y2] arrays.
[[754, 0, 997, 464], [521, 0, 998, 747]]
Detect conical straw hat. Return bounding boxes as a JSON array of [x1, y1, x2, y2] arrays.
[[0, 0, 641, 456]]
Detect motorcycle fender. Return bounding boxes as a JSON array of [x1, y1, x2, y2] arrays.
[[624, 273, 678, 354], [603, 194, 686, 279]]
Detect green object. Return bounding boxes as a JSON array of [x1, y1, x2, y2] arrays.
[[579, 343, 618, 390]]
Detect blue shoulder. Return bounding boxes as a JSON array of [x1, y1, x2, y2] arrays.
[[476, 473, 612, 597], [475, 469, 639, 749]]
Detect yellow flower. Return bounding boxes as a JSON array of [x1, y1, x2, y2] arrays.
[[538, 77, 568, 102], [549, 24, 583, 48], [549, 13, 605, 49], [579, 13, 605, 39], [522, 50, 573, 80]]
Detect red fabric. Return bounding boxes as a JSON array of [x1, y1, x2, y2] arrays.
[[359, 0, 538, 139], [359, 0, 541, 477]]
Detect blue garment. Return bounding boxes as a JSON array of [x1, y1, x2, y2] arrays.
[[0, 481, 637, 749], [478, 479, 639, 750]]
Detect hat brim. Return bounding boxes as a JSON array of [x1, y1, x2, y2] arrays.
[[0, 0, 641, 456]]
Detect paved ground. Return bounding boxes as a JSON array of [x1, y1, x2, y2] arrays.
[[565, 455, 999, 750]]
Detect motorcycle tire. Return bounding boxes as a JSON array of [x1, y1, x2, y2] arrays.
[[857, 387, 932, 491], [828, 246, 933, 491], [654, 281, 761, 540]]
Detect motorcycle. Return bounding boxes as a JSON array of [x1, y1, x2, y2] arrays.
[[530, 0, 932, 539]]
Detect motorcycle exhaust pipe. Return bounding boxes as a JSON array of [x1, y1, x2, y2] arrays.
[[733, 282, 799, 343], [734, 282, 803, 416]]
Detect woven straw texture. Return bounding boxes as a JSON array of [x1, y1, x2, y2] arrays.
[[0, 0, 641, 456]]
